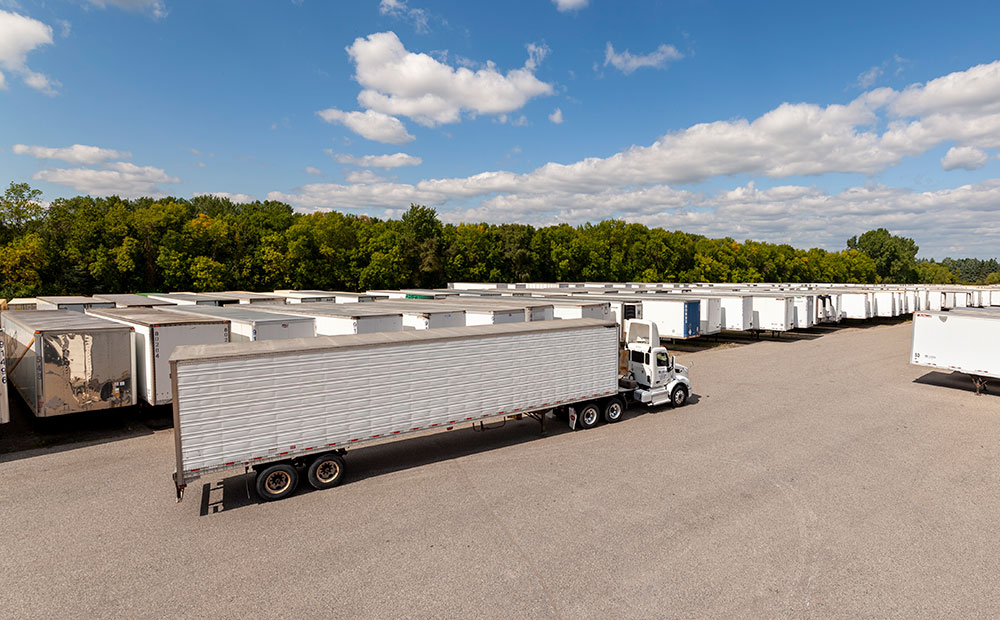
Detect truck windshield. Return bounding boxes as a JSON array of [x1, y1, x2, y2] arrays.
[[656, 351, 670, 367]]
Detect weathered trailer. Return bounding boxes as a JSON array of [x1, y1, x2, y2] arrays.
[[2, 310, 136, 416], [87, 308, 230, 406], [911, 311, 1000, 394], [169, 319, 692, 501]]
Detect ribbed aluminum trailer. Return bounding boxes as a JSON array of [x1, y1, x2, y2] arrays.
[[911, 311, 1000, 394], [345, 300, 465, 330], [169, 319, 692, 501], [6, 298, 38, 310], [272, 290, 337, 304], [159, 305, 316, 342], [217, 291, 287, 305], [2, 310, 136, 416], [148, 293, 221, 306], [87, 308, 230, 406]]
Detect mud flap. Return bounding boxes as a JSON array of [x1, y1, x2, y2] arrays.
[[568, 407, 577, 430]]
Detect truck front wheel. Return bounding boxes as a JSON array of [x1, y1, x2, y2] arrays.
[[306, 452, 346, 490], [255, 463, 299, 501], [578, 403, 601, 429], [603, 397, 626, 423], [671, 385, 688, 407]]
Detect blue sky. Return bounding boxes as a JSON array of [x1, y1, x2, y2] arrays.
[[2, 0, 1000, 258]]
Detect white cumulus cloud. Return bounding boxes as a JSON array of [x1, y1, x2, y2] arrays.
[[0, 10, 58, 95], [347, 31, 553, 126], [604, 42, 683, 75], [548, 107, 563, 124], [35, 162, 179, 197], [941, 146, 990, 171], [379, 0, 429, 33], [305, 166, 323, 176], [344, 169, 388, 184], [317, 107, 414, 144], [13, 143, 131, 164], [552, 0, 588, 11], [194, 192, 256, 204], [328, 151, 422, 168]]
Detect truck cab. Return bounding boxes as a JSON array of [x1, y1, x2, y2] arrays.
[[624, 319, 692, 407]]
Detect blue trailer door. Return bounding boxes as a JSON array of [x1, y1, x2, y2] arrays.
[[684, 301, 701, 337]]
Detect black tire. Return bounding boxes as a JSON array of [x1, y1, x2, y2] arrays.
[[670, 385, 689, 407], [603, 397, 626, 423], [306, 452, 346, 490], [577, 402, 601, 429], [255, 463, 299, 501]]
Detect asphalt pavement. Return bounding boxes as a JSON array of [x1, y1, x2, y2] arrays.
[[1, 320, 998, 619]]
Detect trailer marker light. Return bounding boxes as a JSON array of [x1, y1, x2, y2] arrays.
[[372, 434, 380, 438], [191, 468, 201, 472], [290, 445, 296, 449], [412, 427, 420, 431], [392, 431, 401, 434], [328, 443, 337, 447], [482, 414, 489, 418], [253, 457, 262, 461], [449, 420, 456, 424], [279, 452, 288, 456], [304, 447, 314, 451], [350, 439, 360, 442], [225, 462, 235, 466]]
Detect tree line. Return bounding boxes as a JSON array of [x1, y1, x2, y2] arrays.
[[0, 182, 995, 298]]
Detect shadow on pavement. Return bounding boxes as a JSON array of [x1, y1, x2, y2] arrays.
[[199, 401, 696, 516], [913, 370, 997, 397], [0, 394, 171, 463]]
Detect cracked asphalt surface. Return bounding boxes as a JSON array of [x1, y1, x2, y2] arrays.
[[1, 320, 998, 619]]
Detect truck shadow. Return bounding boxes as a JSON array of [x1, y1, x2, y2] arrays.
[[913, 371, 998, 397], [198, 403, 696, 516], [0, 395, 170, 463]]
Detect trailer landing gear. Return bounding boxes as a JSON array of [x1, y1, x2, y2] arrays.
[[971, 375, 990, 396]]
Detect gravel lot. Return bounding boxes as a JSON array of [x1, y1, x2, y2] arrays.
[[1, 320, 998, 619]]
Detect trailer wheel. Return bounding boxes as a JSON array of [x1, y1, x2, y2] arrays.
[[670, 385, 688, 407], [306, 452, 346, 490], [603, 397, 626, 423], [578, 403, 601, 429], [255, 463, 299, 501]]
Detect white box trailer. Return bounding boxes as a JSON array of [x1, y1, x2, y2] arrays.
[[346, 301, 465, 330], [272, 291, 337, 304], [546, 300, 612, 321], [0, 338, 8, 424], [792, 295, 815, 329], [93, 294, 173, 308], [663, 295, 721, 336], [630, 297, 701, 339], [87, 308, 230, 406], [873, 291, 896, 318], [6, 298, 38, 310], [840, 292, 872, 319], [462, 307, 526, 326], [989, 290, 1000, 307], [217, 291, 287, 305], [35, 296, 116, 313], [717, 295, 754, 331], [1, 310, 136, 416], [159, 306, 316, 342], [751, 295, 795, 332], [428, 298, 554, 322], [254, 303, 403, 335], [148, 293, 222, 306], [911, 311, 1000, 394], [169, 318, 694, 501]]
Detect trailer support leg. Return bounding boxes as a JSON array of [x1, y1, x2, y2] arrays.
[[971, 375, 989, 396]]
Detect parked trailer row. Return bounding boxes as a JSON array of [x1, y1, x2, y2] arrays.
[[169, 318, 692, 501]]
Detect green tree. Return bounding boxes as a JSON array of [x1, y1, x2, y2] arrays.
[[846, 229, 919, 283], [915, 261, 958, 284], [0, 182, 45, 242]]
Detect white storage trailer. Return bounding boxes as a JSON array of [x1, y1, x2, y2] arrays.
[[750, 295, 796, 332], [93, 294, 173, 308], [1, 310, 136, 416], [6, 298, 38, 310], [86, 308, 230, 406], [272, 291, 337, 304], [717, 295, 755, 331], [252, 303, 403, 335], [346, 301, 465, 330], [791, 295, 815, 329], [169, 318, 692, 501], [911, 311, 1000, 394], [35, 296, 116, 313], [217, 291, 287, 305], [148, 293, 223, 306], [158, 305, 316, 342]]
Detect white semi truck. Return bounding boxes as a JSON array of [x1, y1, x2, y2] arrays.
[[169, 318, 692, 501]]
